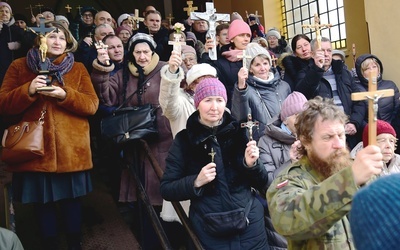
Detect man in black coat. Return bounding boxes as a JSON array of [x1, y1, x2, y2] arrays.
[[295, 37, 366, 149]]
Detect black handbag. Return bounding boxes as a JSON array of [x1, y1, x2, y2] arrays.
[[100, 87, 158, 144]]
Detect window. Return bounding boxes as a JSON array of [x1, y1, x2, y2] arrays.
[[281, 0, 346, 49]]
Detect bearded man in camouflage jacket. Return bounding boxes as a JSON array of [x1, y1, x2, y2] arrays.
[[267, 97, 383, 249]]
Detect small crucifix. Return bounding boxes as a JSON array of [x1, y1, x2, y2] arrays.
[[302, 13, 332, 50], [167, 13, 175, 26], [190, 2, 230, 60], [351, 71, 394, 145], [65, 4, 72, 13], [208, 148, 216, 163], [35, 3, 44, 13], [184, 1, 198, 16], [95, 41, 110, 65], [76, 5, 82, 15], [237, 49, 252, 69], [240, 114, 259, 141]]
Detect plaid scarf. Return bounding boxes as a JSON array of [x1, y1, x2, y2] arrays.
[[26, 48, 74, 86]]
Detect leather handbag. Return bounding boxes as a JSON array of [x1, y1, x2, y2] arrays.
[[101, 103, 158, 144], [1, 108, 46, 164], [100, 86, 158, 145]]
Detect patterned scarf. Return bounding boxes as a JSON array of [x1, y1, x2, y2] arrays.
[[26, 48, 74, 86]]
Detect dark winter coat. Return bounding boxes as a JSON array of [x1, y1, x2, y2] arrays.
[[0, 18, 24, 85], [231, 70, 291, 141], [281, 55, 311, 91], [161, 111, 269, 249], [91, 57, 172, 205], [295, 59, 366, 130], [355, 54, 400, 127]]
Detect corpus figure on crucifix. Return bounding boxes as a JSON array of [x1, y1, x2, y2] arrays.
[[302, 13, 332, 50], [190, 2, 230, 60]]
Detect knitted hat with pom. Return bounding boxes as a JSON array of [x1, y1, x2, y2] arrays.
[[244, 43, 272, 70]]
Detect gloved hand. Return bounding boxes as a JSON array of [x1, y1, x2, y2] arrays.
[[8, 41, 21, 50]]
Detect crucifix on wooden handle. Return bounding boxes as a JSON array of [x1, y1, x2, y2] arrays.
[[351, 71, 394, 145]]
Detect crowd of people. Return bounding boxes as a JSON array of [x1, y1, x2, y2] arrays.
[[0, 2, 399, 249]]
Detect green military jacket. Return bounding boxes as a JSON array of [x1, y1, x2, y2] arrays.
[[266, 157, 359, 250]]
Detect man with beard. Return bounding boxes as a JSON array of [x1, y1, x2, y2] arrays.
[[267, 97, 384, 249]]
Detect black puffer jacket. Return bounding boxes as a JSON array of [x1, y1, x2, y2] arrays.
[[161, 111, 269, 249], [355, 54, 400, 127], [296, 59, 366, 130], [281, 55, 312, 91]]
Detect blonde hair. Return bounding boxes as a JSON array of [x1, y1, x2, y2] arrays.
[[361, 58, 381, 75]]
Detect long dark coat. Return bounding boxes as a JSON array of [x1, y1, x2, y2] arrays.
[[161, 111, 269, 249]]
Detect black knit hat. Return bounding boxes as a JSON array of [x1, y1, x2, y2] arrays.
[[81, 6, 98, 17], [13, 13, 28, 24]]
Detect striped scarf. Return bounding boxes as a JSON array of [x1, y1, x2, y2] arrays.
[[26, 48, 74, 85]]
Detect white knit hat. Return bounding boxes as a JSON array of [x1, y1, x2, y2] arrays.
[[186, 63, 217, 86], [245, 43, 271, 70]]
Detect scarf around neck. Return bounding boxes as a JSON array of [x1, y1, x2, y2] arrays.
[[222, 48, 243, 62], [26, 48, 74, 85]]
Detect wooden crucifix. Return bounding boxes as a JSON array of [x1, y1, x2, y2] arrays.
[[302, 13, 332, 49], [95, 41, 110, 65], [131, 9, 144, 30], [351, 71, 394, 145], [271, 54, 278, 68], [190, 2, 230, 60], [237, 49, 252, 69], [65, 4, 72, 13], [241, 114, 259, 141], [25, 4, 36, 19], [208, 148, 216, 163], [352, 43, 357, 69], [184, 1, 198, 16]]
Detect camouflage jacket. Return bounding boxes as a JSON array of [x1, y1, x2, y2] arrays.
[[266, 157, 358, 250]]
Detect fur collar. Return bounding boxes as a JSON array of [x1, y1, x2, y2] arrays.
[[128, 53, 160, 77]]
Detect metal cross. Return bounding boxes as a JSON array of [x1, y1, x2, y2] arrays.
[[240, 114, 259, 141], [30, 17, 57, 63], [351, 71, 394, 145], [208, 148, 216, 163], [76, 5, 82, 15], [183, 1, 198, 16], [302, 13, 332, 50], [190, 2, 230, 60], [35, 3, 44, 13]]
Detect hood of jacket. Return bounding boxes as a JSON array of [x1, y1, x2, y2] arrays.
[[355, 54, 384, 85], [264, 119, 296, 145]]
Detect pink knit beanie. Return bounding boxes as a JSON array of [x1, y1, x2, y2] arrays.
[[280, 91, 308, 121], [228, 19, 251, 40], [194, 78, 227, 108]]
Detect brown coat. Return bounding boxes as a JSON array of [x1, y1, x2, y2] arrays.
[[91, 60, 173, 205], [0, 56, 99, 173]]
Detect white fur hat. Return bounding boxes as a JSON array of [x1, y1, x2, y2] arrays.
[[117, 13, 131, 27], [186, 63, 217, 86]]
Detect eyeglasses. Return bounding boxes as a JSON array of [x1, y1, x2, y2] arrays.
[[82, 14, 93, 18]]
